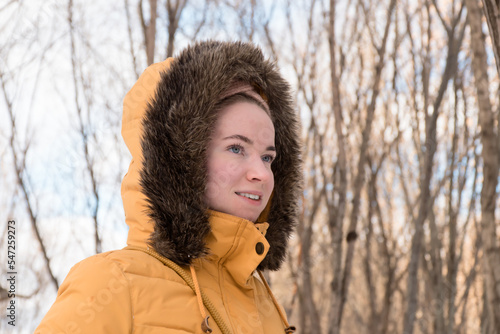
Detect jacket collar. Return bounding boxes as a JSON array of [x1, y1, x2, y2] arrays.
[[199, 211, 270, 286]]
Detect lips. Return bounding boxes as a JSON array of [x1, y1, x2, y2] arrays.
[[235, 192, 262, 201]]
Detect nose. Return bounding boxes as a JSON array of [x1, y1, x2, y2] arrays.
[[246, 155, 272, 183]]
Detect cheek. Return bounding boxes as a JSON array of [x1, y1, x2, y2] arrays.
[[268, 172, 275, 192], [205, 164, 225, 200], [205, 181, 220, 201], [206, 159, 241, 192]]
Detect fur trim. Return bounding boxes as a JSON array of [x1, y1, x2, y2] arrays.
[[140, 41, 302, 270]]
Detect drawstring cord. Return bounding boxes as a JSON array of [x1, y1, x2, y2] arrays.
[[190, 265, 212, 333], [257, 270, 296, 334]]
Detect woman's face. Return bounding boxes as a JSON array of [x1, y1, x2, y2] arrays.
[[205, 101, 275, 222]]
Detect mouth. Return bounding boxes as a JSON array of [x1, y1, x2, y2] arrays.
[[235, 192, 262, 201]]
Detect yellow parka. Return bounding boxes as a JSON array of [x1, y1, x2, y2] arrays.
[[36, 41, 302, 334]]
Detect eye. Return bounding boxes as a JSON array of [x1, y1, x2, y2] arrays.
[[228, 144, 243, 154], [262, 154, 275, 163]]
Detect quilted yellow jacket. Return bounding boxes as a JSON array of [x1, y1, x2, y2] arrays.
[[36, 41, 302, 333]]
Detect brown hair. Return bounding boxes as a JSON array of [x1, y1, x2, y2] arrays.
[[215, 92, 272, 119]]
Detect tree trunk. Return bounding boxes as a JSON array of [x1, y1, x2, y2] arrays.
[[481, 0, 500, 75], [327, 0, 347, 332], [446, 91, 460, 334], [402, 14, 465, 334], [139, 0, 157, 65], [338, 0, 397, 328], [465, 0, 500, 331], [166, 0, 188, 58]]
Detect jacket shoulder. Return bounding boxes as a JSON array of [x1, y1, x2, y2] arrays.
[[36, 249, 197, 333], [35, 252, 134, 333], [103, 249, 203, 332], [104, 248, 188, 285]]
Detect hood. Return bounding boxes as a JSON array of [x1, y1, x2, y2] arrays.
[[121, 40, 302, 271]]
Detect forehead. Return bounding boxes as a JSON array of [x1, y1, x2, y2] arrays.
[[214, 102, 275, 142]]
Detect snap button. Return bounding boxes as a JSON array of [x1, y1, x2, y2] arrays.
[[255, 242, 265, 255]]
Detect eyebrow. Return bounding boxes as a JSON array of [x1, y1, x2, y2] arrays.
[[223, 134, 276, 152]]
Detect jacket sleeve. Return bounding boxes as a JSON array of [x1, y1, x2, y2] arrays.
[[35, 254, 133, 333]]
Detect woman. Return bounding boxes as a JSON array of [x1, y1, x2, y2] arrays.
[[36, 40, 302, 333]]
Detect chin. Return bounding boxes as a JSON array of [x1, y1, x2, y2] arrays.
[[228, 210, 259, 223], [212, 204, 261, 223], [240, 212, 260, 223]]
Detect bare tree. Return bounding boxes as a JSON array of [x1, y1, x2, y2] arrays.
[[1, 73, 59, 290], [221, 0, 259, 41], [403, 1, 466, 331], [465, 0, 500, 331], [279, 1, 325, 332], [165, 0, 188, 57], [124, 0, 140, 79], [0, 1, 60, 291], [139, 0, 158, 65], [67, 0, 102, 254], [327, 0, 398, 333], [481, 0, 500, 75], [327, 1, 348, 332]]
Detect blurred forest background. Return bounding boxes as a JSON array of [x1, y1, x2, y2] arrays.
[[1, 0, 500, 333]]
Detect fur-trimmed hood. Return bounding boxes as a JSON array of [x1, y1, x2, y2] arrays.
[[121, 41, 302, 271]]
